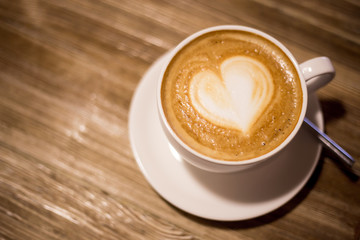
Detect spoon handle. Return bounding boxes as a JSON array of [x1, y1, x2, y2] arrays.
[[304, 117, 355, 169]]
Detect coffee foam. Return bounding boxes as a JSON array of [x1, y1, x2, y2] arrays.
[[189, 56, 274, 133], [161, 30, 303, 161]]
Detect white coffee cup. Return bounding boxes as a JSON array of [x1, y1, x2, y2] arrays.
[[157, 25, 335, 173]]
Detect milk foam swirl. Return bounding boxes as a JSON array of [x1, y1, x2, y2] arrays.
[[161, 30, 303, 161], [189, 56, 274, 133]]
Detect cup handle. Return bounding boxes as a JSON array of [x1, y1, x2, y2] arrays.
[[299, 56, 335, 92]]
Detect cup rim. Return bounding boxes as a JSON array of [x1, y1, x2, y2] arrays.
[[157, 25, 308, 166]]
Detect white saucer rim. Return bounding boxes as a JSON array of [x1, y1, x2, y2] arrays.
[[128, 53, 324, 221]]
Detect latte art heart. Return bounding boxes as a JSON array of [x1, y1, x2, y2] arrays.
[[189, 56, 274, 132], [161, 30, 303, 161]]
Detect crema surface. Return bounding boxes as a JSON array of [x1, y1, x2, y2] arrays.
[[161, 30, 303, 161]]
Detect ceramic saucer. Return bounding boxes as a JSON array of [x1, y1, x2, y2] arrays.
[[128, 53, 323, 221]]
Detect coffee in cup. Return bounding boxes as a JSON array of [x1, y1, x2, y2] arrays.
[[161, 30, 302, 161]]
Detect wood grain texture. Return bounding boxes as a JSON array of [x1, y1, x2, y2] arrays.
[[0, 0, 359, 239]]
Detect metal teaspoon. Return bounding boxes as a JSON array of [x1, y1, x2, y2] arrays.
[[304, 117, 359, 177]]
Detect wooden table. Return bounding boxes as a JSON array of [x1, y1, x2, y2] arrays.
[[1, 1, 359, 239]]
